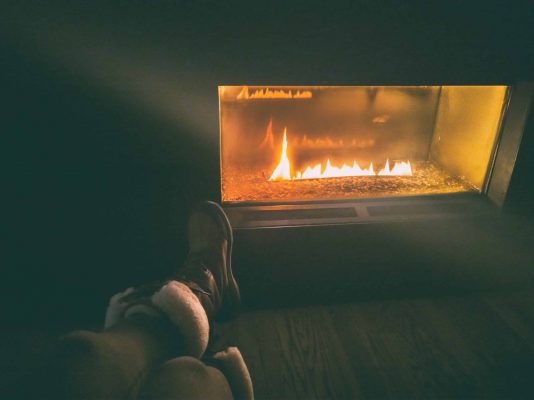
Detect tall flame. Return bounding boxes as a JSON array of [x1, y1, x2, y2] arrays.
[[269, 128, 413, 181], [269, 128, 291, 181]]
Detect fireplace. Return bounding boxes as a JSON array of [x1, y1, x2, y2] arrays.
[[219, 85, 532, 227]]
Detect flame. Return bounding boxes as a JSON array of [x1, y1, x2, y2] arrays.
[[269, 128, 413, 181], [295, 160, 375, 180], [269, 128, 292, 181], [378, 159, 412, 176], [258, 118, 275, 149], [237, 87, 312, 100]]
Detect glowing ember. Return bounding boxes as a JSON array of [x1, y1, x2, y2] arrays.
[[269, 128, 413, 181]]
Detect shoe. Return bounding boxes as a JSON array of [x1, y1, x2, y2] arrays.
[[174, 201, 240, 321]]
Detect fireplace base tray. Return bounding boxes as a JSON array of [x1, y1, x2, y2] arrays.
[[224, 193, 496, 229]]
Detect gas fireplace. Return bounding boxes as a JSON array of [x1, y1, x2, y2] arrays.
[[219, 85, 532, 227]]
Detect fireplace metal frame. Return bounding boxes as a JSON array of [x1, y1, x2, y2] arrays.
[[487, 83, 533, 206]]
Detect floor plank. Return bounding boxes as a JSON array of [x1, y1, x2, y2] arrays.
[[233, 307, 362, 399], [483, 290, 534, 351], [231, 291, 534, 399]]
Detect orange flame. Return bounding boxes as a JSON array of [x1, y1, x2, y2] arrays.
[[295, 160, 376, 180], [377, 159, 412, 176], [269, 128, 292, 181], [269, 129, 413, 181], [237, 87, 312, 100], [258, 118, 275, 149]]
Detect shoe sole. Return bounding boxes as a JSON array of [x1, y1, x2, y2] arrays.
[[197, 201, 241, 320]]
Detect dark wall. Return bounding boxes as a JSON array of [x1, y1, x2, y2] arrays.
[[3, 1, 534, 327], [3, 42, 218, 327]]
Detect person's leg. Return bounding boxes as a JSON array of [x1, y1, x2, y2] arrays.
[[49, 313, 182, 400], [139, 346, 254, 400], [140, 356, 234, 400], [44, 201, 243, 399], [47, 277, 213, 399]]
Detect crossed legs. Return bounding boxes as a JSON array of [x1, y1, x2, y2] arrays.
[[49, 314, 233, 400], [42, 201, 251, 399]]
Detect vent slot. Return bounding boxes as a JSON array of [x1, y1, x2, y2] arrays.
[[248, 207, 357, 221], [367, 203, 469, 217]]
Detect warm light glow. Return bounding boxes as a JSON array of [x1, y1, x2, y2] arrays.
[[237, 87, 312, 100], [269, 129, 412, 181], [268, 128, 292, 180]]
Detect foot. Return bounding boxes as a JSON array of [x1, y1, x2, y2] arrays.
[[174, 201, 240, 321]]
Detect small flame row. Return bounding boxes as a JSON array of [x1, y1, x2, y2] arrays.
[[269, 129, 413, 181], [237, 87, 312, 100]]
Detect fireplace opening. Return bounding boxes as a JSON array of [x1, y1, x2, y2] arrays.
[[220, 85, 509, 203]]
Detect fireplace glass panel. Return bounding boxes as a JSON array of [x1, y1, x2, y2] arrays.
[[219, 85, 508, 203]]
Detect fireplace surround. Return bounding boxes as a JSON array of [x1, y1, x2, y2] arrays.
[[220, 84, 532, 228]]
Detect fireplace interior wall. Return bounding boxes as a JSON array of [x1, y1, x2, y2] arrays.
[[220, 85, 509, 203]]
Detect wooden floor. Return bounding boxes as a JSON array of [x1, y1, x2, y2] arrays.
[[3, 289, 534, 399], [222, 289, 534, 399]]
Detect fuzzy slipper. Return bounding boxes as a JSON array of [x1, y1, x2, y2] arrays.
[[104, 280, 210, 358]]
